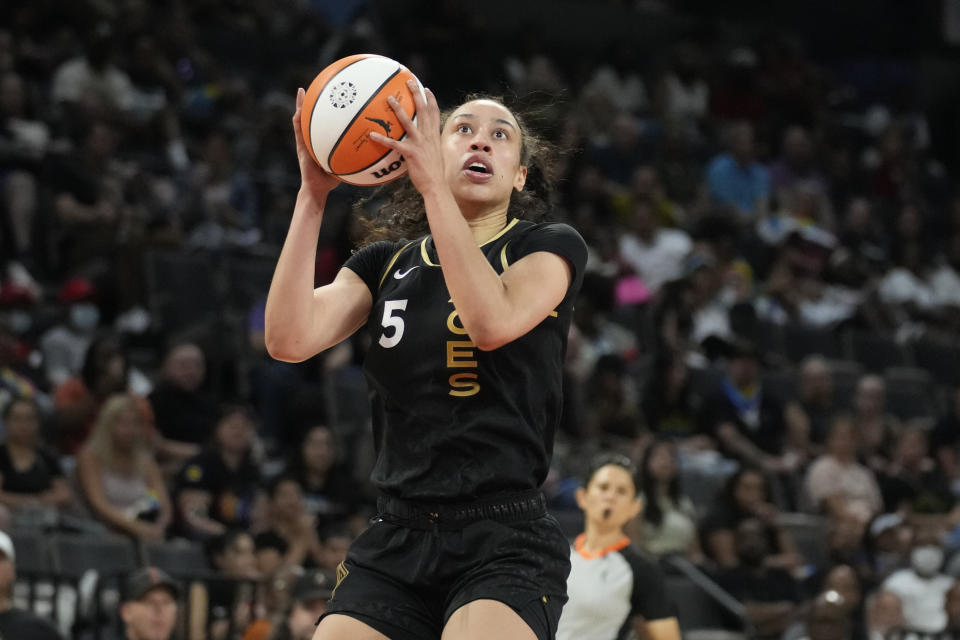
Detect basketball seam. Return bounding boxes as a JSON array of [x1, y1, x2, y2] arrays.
[[307, 56, 367, 170], [325, 68, 418, 175]]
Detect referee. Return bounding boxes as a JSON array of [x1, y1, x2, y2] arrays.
[[556, 454, 682, 640]]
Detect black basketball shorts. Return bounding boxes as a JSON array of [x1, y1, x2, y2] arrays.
[[319, 489, 571, 640]]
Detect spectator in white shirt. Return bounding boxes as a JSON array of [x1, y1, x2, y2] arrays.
[[882, 531, 954, 633], [618, 197, 692, 295]]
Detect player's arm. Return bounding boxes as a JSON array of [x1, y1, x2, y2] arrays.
[[432, 234, 571, 351], [265, 264, 372, 363], [634, 616, 682, 640], [265, 88, 371, 362]]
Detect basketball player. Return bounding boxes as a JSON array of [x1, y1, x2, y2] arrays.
[[265, 78, 587, 640], [556, 454, 682, 640]]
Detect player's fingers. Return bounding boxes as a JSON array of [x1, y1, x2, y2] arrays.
[[423, 87, 438, 110], [418, 86, 440, 132], [369, 130, 401, 150], [386, 95, 414, 134], [292, 88, 306, 147], [408, 79, 426, 107]]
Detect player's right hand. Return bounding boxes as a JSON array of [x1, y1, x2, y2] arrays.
[[293, 87, 340, 205]]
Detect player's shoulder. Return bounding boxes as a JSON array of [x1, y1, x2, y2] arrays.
[[509, 219, 585, 244]]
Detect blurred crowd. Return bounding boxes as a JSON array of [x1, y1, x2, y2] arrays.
[[3, 0, 960, 639]]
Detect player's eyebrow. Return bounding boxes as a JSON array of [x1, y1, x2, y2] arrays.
[[452, 113, 517, 130]]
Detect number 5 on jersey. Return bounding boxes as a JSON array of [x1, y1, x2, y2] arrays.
[[378, 300, 407, 348]]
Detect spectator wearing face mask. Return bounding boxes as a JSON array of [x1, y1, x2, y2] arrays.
[[39, 278, 101, 388], [882, 530, 954, 633]]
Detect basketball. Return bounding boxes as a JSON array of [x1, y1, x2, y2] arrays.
[[300, 54, 423, 187]]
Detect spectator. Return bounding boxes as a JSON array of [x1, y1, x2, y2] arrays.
[[118, 567, 180, 640], [698, 336, 808, 474], [714, 518, 803, 639], [640, 349, 708, 448], [817, 511, 873, 587], [880, 425, 954, 517], [583, 353, 644, 443], [39, 278, 101, 388], [617, 196, 693, 295], [803, 415, 883, 524], [184, 129, 260, 249], [864, 590, 904, 640], [265, 570, 334, 640], [285, 425, 357, 530], [46, 118, 142, 278], [0, 69, 48, 293], [836, 197, 889, 280], [797, 590, 853, 640], [944, 582, 960, 638], [258, 475, 319, 568], [49, 22, 134, 128], [768, 126, 832, 223], [253, 531, 288, 581], [174, 404, 263, 540], [863, 513, 912, 586], [654, 41, 709, 143], [636, 438, 700, 558], [76, 393, 171, 540], [818, 565, 865, 640], [52, 335, 130, 454], [795, 355, 837, 445], [313, 522, 352, 574], [0, 530, 63, 639], [882, 529, 954, 633], [930, 383, 960, 490], [700, 467, 802, 571], [190, 530, 261, 640], [0, 397, 72, 521], [705, 121, 771, 223], [625, 165, 686, 229], [852, 375, 901, 477], [582, 40, 649, 116], [149, 342, 218, 463]]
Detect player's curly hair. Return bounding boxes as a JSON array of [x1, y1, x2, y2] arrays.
[[356, 94, 562, 246]]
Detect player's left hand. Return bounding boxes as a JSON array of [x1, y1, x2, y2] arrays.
[[370, 79, 446, 196]]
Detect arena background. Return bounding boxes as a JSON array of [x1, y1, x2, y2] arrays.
[[3, 0, 960, 638]]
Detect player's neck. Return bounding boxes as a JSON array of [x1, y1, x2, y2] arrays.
[[581, 525, 629, 554], [465, 206, 509, 245]]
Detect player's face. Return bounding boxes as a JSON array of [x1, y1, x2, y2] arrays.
[[576, 465, 641, 530], [441, 100, 527, 214]]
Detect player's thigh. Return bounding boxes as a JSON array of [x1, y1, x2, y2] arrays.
[[441, 599, 537, 640], [313, 613, 393, 640]]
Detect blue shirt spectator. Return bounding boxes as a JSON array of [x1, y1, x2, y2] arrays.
[[706, 122, 770, 221]]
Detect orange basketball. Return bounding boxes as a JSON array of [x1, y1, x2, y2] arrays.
[[300, 54, 423, 186]]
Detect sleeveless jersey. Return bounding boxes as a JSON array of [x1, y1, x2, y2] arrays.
[[344, 218, 587, 501]]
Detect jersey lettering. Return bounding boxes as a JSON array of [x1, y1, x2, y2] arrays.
[[449, 372, 480, 397], [446, 310, 468, 335], [446, 341, 477, 367], [378, 299, 407, 348], [445, 308, 479, 396]]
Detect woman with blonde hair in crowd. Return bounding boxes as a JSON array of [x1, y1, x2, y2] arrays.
[[76, 393, 172, 540]]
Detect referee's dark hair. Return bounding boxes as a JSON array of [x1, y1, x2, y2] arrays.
[[582, 452, 639, 493]]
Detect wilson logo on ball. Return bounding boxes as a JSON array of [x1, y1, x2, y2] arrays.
[[371, 155, 405, 179]]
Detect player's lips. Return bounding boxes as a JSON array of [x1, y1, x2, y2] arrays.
[[461, 155, 493, 182]]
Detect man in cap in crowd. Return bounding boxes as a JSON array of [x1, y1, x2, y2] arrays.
[[268, 570, 334, 640], [118, 566, 179, 640], [0, 530, 63, 639]]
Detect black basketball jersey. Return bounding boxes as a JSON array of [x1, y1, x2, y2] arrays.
[[344, 218, 587, 501]]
